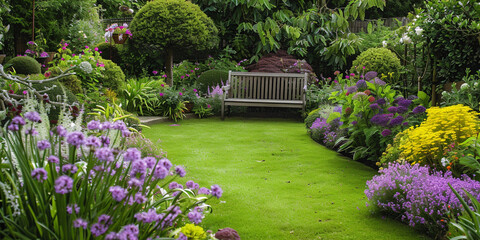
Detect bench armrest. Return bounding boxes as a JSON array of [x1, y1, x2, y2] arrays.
[[222, 85, 230, 98]]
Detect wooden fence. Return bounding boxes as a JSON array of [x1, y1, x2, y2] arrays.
[[349, 17, 409, 33], [102, 17, 134, 28]]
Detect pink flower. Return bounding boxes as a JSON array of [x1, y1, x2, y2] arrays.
[[186, 74, 190, 77], [72, 54, 76, 57], [207, 104, 211, 108], [179, 92, 183, 96], [345, 75, 350, 79], [180, 76, 185, 79], [85, 46, 89, 49], [193, 89, 197, 92], [94, 47, 99, 51], [161, 84, 165, 87], [152, 70, 158, 75], [159, 93, 164, 97], [162, 74, 167, 78], [23, 90, 27, 95], [190, 70, 194, 73], [62, 46, 67, 50], [44, 72, 51, 78], [362, 66, 366, 70], [350, 73, 355, 77]]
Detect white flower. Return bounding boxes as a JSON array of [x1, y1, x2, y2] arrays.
[[442, 91, 448, 97], [78, 61, 93, 74], [474, 82, 478, 87], [415, 27, 423, 36], [401, 33, 412, 44], [460, 83, 470, 90], [382, 40, 387, 47], [441, 157, 450, 167], [127, 9, 134, 14]]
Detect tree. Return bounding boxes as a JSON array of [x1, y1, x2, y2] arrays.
[[130, 0, 218, 86]]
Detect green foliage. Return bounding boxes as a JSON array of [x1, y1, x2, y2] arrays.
[[31, 80, 78, 121], [130, 0, 219, 51], [121, 77, 160, 115], [98, 59, 126, 92], [49, 66, 83, 94], [117, 40, 164, 77], [197, 69, 229, 93], [449, 184, 480, 240], [96, 42, 122, 64], [350, 48, 402, 81], [6, 56, 41, 74], [304, 105, 335, 129], [0, 0, 10, 51], [89, 101, 145, 133], [441, 69, 480, 111]]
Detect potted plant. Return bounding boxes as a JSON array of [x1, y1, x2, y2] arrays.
[[24, 41, 50, 65], [105, 23, 132, 44]]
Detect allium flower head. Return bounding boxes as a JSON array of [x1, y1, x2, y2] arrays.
[[124, 148, 141, 162], [211, 184, 223, 198], [73, 218, 88, 229], [67, 132, 85, 146], [175, 166, 186, 177], [388, 115, 404, 126], [376, 98, 386, 105], [8, 124, 19, 131], [95, 147, 114, 162], [11, 116, 25, 125], [87, 120, 101, 130], [62, 164, 78, 174], [25, 111, 41, 122], [412, 105, 426, 114], [369, 77, 386, 86], [346, 86, 358, 94], [85, 136, 102, 148], [48, 155, 60, 164], [37, 140, 51, 151], [56, 125, 67, 137], [31, 168, 48, 182], [55, 175, 73, 194], [188, 210, 204, 224], [356, 80, 367, 89], [364, 71, 378, 81], [198, 187, 211, 195], [153, 165, 168, 179], [109, 186, 128, 201]]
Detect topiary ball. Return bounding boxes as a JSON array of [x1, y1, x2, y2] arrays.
[[6, 56, 41, 74], [197, 69, 229, 93], [49, 67, 83, 94], [98, 59, 126, 92], [350, 48, 402, 80]]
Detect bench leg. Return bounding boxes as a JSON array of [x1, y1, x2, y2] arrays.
[[221, 101, 225, 120]]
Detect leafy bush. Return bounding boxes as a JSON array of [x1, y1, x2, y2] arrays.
[[441, 69, 480, 111], [6, 56, 41, 74], [304, 105, 335, 129], [49, 66, 83, 94], [121, 78, 160, 116], [350, 48, 402, 81], [31, 80, 78, 121], [197, 69, 229, 93], [382, 105, 479, 169], [98, 59, 126, 92], [449, 184, 480, 239], [0, 110, 222, 239], [308, 106, 344, 148], [95, 42, 122, 65], [365, 162, 480, 238]]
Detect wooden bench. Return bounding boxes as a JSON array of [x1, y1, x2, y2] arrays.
[[221, 71, 308, 120]]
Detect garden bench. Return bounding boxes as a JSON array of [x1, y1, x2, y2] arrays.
[[221, 71, 308, 120]]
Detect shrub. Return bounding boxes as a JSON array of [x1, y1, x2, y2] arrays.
[[308, 106, 344, 148], [6, 56, 41, 74], [98, 59, 126, 92], [350, 48, 402, 81], [440, 69, 480, 111], [49, 66, 83, 94], [130, 0, 218, 86], [387, 105, 479, 168], [365, 162, 480, 238], [304, 105, 335, 129], [197, 69, 229, 93], [95, 42, 122, 65], [31, 80, 78, 121]]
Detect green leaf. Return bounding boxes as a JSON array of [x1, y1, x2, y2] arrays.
[[417, 91, 427, 100], [326, 112, 341, 123], [367, 22, 373, 34]]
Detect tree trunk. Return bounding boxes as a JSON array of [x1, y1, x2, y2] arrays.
[[431, 56, 437, 106], [165, 48, 174, 87]]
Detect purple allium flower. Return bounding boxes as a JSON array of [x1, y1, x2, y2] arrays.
[[98, 214, 113, 225], [8, 124, 19, 131], [387, 106, 397, 113], [101, 122, 113, 130], [131, 159, 147, 179], [37, 140, 51, 150], [211, 184, 223, 198], [364, 71, 378, 81], [198, 187, 211, 195], [134, 192, 147, 204], [143, 157, 157, 168], [177, 233, 188, 240], [109, 186, 128, 201], [95, 147, 114, 162], [398, 99, 413, 108], [346, 85, 358, 94], [370, 113, 393, 126], [381, 129, 392, 136], [105, 232, 119, 240], [370, 103, 380, 110], [310, 118, 329, 131], [56, 125, 67, 137], [175, 166, 186, 177], [128, 178, 144, 188], [169, 182, 182, 190], [389, 115, 404, 127], [12, 116, 26, 125], [351, 121, 358, 125], [85, 136, 102, 148], [376, 98, 386, 105], [67, 132, 85, 146], [369, 77, 386, 85], [412, 105, 426, 114], [91, 223, 108, 237], [62, 164, 78, 174], [124, 148, 141, 162], [122, 129, 131, 137], [333, 105, 342, 113], [163, 205, 182, 227], [31, 168, 47, 182], [55, 175, 73, 194], [188, 210, 204, 224], [48, 155, 59, 164], [186, 180, 200, 190], [87, 120, 101, 130], [25, 128, 39, 135], [153, 165, 168, 179], [66, 204, 80, 214], [120, 224, 139, 238], [159, 158, 172, 170], [396, 106, 408, 114], [24, 111, 41, 122], [113, 121, 127, 131], [135, 208, 161, 223], [100, 135, 110, 147], [356, 80, 367, 89], [73, 218, 88, 229]]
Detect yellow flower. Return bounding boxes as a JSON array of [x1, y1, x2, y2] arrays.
[[181, 224, 207, 240]]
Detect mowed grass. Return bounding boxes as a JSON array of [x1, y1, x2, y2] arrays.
[[143, 117, 430, 240]]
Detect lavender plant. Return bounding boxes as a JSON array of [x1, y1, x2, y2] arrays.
[[365, 162, 480, 238], [0, 112, 222, 239]]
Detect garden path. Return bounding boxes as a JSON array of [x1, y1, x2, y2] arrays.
[[143, 117, 430, 240]]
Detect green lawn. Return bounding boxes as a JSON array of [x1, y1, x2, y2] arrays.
[[143, 117, 430, 240]]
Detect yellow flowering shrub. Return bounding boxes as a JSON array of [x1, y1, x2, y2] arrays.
[[180, 223, 207, 240], [381, 104, 479, 166]]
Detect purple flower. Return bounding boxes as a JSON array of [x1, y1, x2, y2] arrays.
[[25, 128, 39, 135], [152, 70, 158, 75], [8, 124, 19, 131], [128, 178, 144, 188], [67, 132, 85, 146], [55, 175, 73, 194], [135, 208, 161, 223], [198, 187, 211, 195], [48, 155, 59, 164], [188, 209, 204, 224], [134, 192, 147, 204], [113, 121, 127, 131], [37, 140, 51, 151], [31, 168, 47, 182], [169, 182, 182, 190], [412, 105, 426, 114], [87, 120, 101, 130], [186, 180, 199, 190], [62, 164, 78, 174], [381, 129, 392, 136], [91, 223, 108, 237], [388, 115, 404, 126], [95, 147, 115, 162], [73, 218, 88, 229], [153, 165, 168, 179], [396, 106, 408, 114], [356, 80, 367, 89], [387, 106, 397, 113], [398, 99, 412, 108], [98, 214, 113, 225], [131, 159, 147, 179], [143, 157, 157, 168], [101, 122, 113, 130], [123, 148, 141, 162], [346, 86, 358, 94], [66, 204, 80, 214], [376, 98, 386, 105], [369, 77, 386, 86], [159, 158, 172, 170], [11, 116, 26, 125], [109, 186, 128, 201], [24, 111, 41, 122], [177, 233, 188, 240], [56, 125, 67, 137], [370, 103, 380, 110], [310, 118, 329, 130], [175, 166, 186, 177], [211, 184, 223, 198], [364, 71, 378, 81], [370, 113, 393, 126], [85, 136, 102, 148], [100, 136, 110, 146]]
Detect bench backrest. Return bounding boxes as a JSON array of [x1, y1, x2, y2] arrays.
[[227, 71, 308, 100]]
